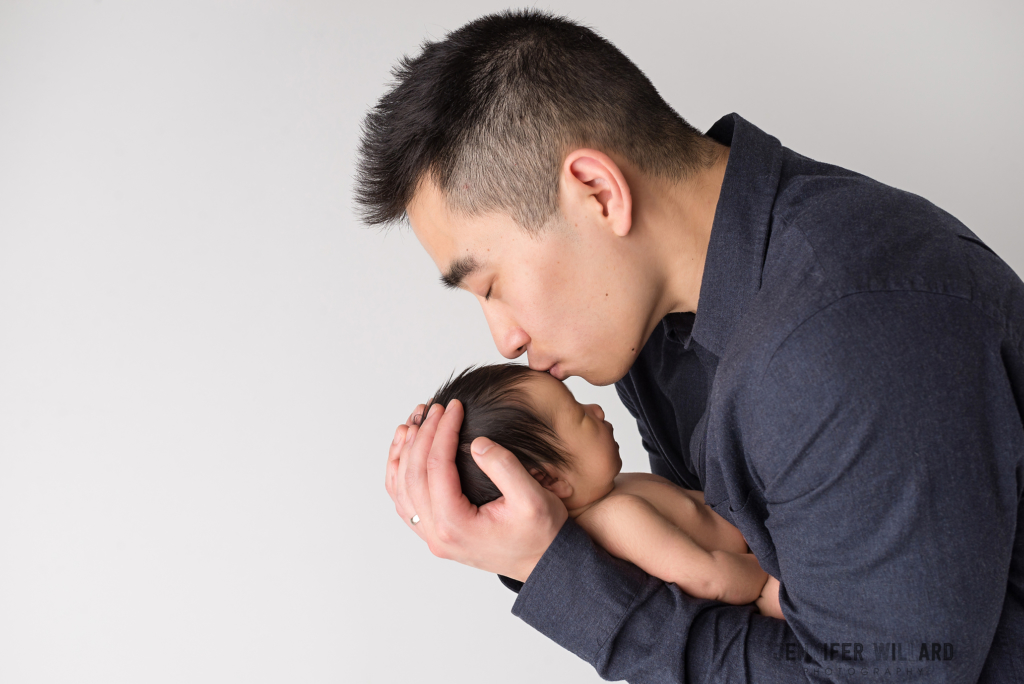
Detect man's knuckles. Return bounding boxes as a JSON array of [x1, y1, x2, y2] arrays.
[[402, 463, 424, 489], [424, 454, 448, 474], [426, 539, 450, 559], [433, 519, 459, 546]]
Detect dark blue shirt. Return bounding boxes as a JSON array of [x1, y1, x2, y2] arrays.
[[503, 114, 1024, 682]]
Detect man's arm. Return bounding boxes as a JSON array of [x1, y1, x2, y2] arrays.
[[742, 292, 1018, 681], [511, 518, 795, 683], [509, 292, 1020, 683]]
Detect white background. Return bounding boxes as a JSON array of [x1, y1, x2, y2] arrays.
[[1, 1, 1021, 682]]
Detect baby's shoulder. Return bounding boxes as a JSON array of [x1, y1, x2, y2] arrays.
[[613, 472, 703, 502], [606, 472, 707, 522], [579, 489, 659, 527], [578, 476, 656, 517], [613, 472, 676, 491], [578, 473, 705, 526]]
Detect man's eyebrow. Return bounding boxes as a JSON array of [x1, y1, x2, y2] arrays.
[[440, 255, 479, 290]]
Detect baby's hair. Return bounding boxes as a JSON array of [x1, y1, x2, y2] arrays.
[[421, 363, 571, 506]]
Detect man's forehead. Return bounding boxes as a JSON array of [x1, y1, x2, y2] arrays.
[[406, 179, 517, 281], [407, 200, 481, 289], [405, 179, 459, 260]]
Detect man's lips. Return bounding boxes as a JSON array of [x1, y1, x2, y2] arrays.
[[529, 360, 562, 378]]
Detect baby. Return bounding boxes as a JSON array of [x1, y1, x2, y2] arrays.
[[422, 363, 783, 618]]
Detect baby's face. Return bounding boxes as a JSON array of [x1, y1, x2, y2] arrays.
[[525, 371, 623, 510]]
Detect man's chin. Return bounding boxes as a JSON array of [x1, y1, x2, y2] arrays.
[[576, 364, 633, 387]]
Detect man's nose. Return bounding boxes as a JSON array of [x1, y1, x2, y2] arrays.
[[485, 307, 530, 360]]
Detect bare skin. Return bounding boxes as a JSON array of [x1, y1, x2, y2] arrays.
[[385, 398, 567, 582], [385, 367, 783, 616], [382, 143, 780, 612], [516, 371, 782, 615], [577, 475, 780, 612]]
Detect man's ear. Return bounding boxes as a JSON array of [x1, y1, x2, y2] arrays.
[[561, 149, 632, 237], [529, 467, 574, 500]]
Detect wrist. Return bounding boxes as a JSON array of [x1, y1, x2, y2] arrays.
[[508, 511, 569, 583]]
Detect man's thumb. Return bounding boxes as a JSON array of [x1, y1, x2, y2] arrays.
[[471, 437, 539, 498], [471, 436, 496, 457]]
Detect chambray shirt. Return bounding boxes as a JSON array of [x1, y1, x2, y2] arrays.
[[501, 114, 1024, 683]]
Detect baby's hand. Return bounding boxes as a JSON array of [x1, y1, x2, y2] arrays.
[[756, 575, 785, 619]]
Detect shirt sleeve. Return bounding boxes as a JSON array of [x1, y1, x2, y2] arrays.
[[512, 516, 796, 683], [739, 291, 1021, 683], [509, 291, 1023, 683]]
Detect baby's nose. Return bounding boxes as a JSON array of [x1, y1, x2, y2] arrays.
[[589, 404, 605, 421]]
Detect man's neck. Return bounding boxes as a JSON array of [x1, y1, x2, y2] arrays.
[[634, 145, 730, 320]]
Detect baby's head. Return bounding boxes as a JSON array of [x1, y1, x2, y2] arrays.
[[422, 364, 622, 511]]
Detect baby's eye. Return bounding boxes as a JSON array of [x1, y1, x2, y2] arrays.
[[484, 285, 492, 301]]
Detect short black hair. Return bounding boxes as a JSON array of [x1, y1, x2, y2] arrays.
[[422, 363, 570, 507], [356, 9, 717, 230]]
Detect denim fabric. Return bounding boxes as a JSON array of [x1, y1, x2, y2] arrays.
[[505, 114, 1024, 683]]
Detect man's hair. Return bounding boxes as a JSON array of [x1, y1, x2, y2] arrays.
[[356, 9, 717, 230], [421, 364, 570, 507]]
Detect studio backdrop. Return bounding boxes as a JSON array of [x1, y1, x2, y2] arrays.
[[0, 1, 1021, 683]]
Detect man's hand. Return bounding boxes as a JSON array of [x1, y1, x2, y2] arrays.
[[384, 400, 569, 582]]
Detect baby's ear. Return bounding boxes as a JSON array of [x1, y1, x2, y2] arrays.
[[528, 467, 573, 500], [528, 467, 552, 485]]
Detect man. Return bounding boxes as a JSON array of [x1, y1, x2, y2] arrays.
[[358, 10, 1023, 683]]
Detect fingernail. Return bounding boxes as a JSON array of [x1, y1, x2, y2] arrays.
[[393, 430, 402, 445], [428, 403, 440, 418], [472, 437, 494, 455], [447, 399, 456, 409], [405, 427, 415, 443]]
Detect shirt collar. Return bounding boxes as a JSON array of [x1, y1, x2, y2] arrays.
[[688, 113, 785, 357]]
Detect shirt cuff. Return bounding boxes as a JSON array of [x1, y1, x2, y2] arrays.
[[508, 516, 647, 662]]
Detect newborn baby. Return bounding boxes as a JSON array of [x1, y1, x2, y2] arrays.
[[422, 363, 782, 618]]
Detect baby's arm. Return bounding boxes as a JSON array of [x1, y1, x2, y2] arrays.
[[577, 493, 769, 606], [757, 575, 784, 619]]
